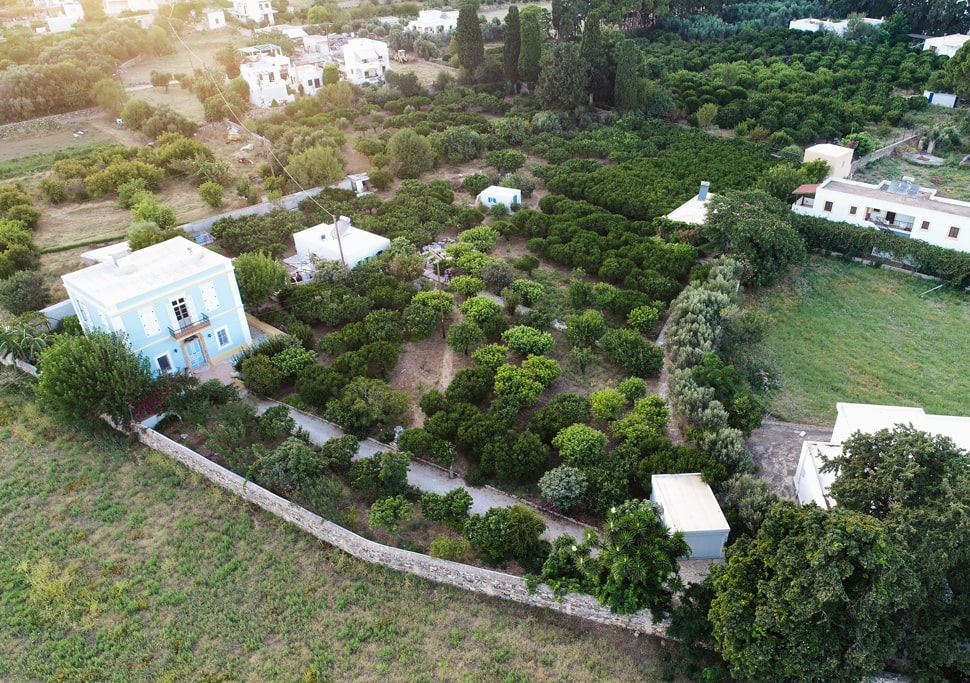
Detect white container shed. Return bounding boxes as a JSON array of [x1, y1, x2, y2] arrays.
[[650, 473, 731, 560], [476, 185, 521, 209]]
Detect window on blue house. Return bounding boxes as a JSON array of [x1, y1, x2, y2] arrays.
[[216, 328, 230, 347]]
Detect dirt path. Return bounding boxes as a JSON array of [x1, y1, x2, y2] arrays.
[[746, 418, 832, 499]]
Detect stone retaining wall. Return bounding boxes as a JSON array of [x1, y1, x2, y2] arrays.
[[850, 135, 918, 174], [134, 425, 661, 635]]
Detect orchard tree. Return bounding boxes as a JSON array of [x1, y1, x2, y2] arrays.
[[285, 145, 344, 188], [37, 330, 155, 427], [552, 424, 608, 468], [387, 129, 434, 179], [538, 466, 588, 509], [325, 377, 409, 437], [501, 325, 554, 356], [447, 320, 486, 355], [368, 495, 413, 533], [710, 502, 920, 683], [0, 270, 51, 316], [564, 309, 605, 347], [233, 251, 287, 308]]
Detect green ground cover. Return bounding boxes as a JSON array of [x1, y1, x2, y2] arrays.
[[854, 153, 970, 201], [749, 256, 970, 424], [0, 389, 659, 683]]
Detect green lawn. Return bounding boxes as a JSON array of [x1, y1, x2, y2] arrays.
[[749, 256, 970, 425], [0, 390, 660, 683]]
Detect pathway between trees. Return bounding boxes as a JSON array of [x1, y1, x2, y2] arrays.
[[252, 398, 597, 543]]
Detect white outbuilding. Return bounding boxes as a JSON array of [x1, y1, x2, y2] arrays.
[[666, 181, 715, 225], [476, 185, 521, 210], [794, 402, 970, 509], [292, 216, 390, 269], [650, 473, 731, 560], [803, 143, 854, 179]]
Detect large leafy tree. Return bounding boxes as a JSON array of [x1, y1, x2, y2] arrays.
[[233, 251, 288, 309], [535, 42, 589, 113], [455, 4, 485, 74], [387, 129, 434, 179], [37, 330, 156, 427], [702, 190, 805, 287], [710, 502, 919, 683], [824, 427, 970, 679], [579, 10, 611, 104], [503, 6, 521, 83]]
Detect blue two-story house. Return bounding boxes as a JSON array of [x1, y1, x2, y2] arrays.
[[62, 236, 252, 374]]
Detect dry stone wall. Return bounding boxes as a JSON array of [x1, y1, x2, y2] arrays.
[[135, 425, 662, 635]]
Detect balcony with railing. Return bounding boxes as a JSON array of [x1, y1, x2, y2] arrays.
[[169, 313, 210, 339]]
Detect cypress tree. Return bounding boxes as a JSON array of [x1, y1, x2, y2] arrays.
[[503, 6, 521, 84], [613, 39, 640, 112], [580, 10, 610, 105], [518, 7, 542, 87], [455, 4, 484, 74]]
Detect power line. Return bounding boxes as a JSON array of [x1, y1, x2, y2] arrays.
[[161, 6, 348, 265]]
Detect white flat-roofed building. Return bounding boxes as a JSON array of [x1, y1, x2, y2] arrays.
[[342, 38, 389, 84], [650, 473, 731, 559], [476, 185, 521, 210], [292, 216, 390, 269], [922, 33, 970, 58], [795, 403, 970, 510], [789, 16, 883, 36], [803, 143, 854, 179], [666, 181, 715, 225], [406, 9, 459, 34], [792, 176, 970, 253], [204, 9, 226, 29], [231, 0, 275, 26], [239, 44, 295, 106]]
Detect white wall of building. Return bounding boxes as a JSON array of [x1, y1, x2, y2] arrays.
[[793, 177, 970, 253]]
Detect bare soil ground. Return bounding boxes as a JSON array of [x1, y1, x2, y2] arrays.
[[0, 117, 129, 164], [389, 57, 458, 87], [387, 334, 472, 426]]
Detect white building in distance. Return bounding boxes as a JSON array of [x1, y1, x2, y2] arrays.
[[239, 44, 294, 107], [922, 33, 970, 58], [476, 185, 521, 210], [666, 181, 715, 225], [406, 9, 459, 34], [795, 403, 970, 509], [292, 216, 391, 269], [103, 0, 157, 16], [230, 0, 275, 26], [792, 176, 970, 253], [342, 38, 389, 84], [788, 16, 883, 36]]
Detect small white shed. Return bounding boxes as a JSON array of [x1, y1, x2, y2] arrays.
[[292, 216, 390, 269], [476, 185, 521, 209], [803, 143, 854, 179], [650, 473, 731, 560], [924, 91, 958, 108]]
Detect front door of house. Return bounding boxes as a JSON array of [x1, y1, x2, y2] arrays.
[[184, 337, 206, 369]]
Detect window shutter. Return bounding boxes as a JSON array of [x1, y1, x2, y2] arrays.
[[200, 283, 220, 312], [138, 307, 161, 337]]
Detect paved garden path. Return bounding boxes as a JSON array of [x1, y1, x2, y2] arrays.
[[252, 398, 598, 543]]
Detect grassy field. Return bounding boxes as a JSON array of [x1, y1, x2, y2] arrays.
[[749, 256, 970, 425], [0, 383, 664, 683], [853, 151, 970, 201]]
